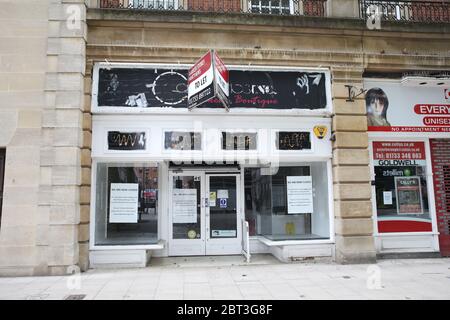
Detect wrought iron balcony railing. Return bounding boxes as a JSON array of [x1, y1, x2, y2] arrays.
[[359, 0, 450, 23], [97, 0, 327, 17]]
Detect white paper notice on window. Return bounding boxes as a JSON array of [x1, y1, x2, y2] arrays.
[[109, 183, 139, 223], [172, 189, 198, 224], [286, 176, 313, 214], [383, 191, 393, 205], [217, 189, 229, 199]]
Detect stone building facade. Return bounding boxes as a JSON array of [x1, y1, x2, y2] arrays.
[[0, 0, 449, 276]]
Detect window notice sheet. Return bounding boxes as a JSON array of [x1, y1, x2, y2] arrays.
[[109, 183, 139, 223], [286, 176, 313, 214]]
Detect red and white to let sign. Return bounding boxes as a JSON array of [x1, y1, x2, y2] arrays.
[[372, 141, 426, 166], [187, 50, 229, 110]]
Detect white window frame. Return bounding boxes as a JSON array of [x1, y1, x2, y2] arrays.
[[248, 0, 294, 15]]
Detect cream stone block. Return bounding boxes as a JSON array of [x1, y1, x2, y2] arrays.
[[18, 110, 42, 128], [0, 205, 38, 227], [3, 164, 40, 187], [51, 186, 80, 205], [5, 146, 40, 166], [335, 235, 376, 264], [84, 77, 92, 94], [47, 37, 86, 56], [36, 225, 49, 246], [78, 223, 89, 242], [333, 166, 370, 183], [82, 112, 92, 131], [6, 74, 46, 91], [40, 167, 52, 186], [50, 204, 80, 225], [0, 111, 17, 146], [47, 244, 79, 266], [80, 205, 90, 223], [58, 54, 86, 73], [332, 149, 369, 166], [332, 83, 364, 100], [0, 226, 36, 246], [52, 166, 81, 185], [3, 186, 39, 206], [78, 242, 89, 272], [3, 19, 47, 38], [334, 200, 373, 218], [81, 167, 91, 185], [52, 128, 82, 147], [41, 147, 80, 166], [45, 73, 84, 91], [332, 115, 368, 132], [83, 94, 91, 112], [81, 148, 91, 167], [0, 246, 37, 267], [82, 130, 92, 149], [48, 225, 78, 246], [335, 218, 373, 236], [0, 54, 47, 73], [0, 38, 46, 55], [37, 205, 50, 225], [333, 99, 366, 115], [0, 267, 35, 277], [8, 128, 42, 147], [38, 185, 53, 206], [55, 90, 84, 109], [334, 183, 371, 200], [43, 109, 83, 128], [80, 186, 90, 205], [0, 2, 48, 20], [333, 132, 368, 149], [0, 91, 45, 109]]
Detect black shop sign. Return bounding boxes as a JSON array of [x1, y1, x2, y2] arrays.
[[96, 67, 328, 110]]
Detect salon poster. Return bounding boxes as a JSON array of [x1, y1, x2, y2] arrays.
[[172, 189, 197, 224], [395, 177, 423, 215], [286, 176, 313, 214], [109, 183, 139, 223], [364, 79, 450, 133]]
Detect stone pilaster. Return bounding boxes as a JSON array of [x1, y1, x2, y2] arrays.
[[39, 0, 87, 275], [331, 68, 377, 264]]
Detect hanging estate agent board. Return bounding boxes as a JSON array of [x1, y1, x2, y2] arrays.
[[286, 176, 313, 214], [172, 189, 198, 224], [109, 183, 139, 223]]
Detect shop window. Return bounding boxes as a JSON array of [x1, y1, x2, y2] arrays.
[[164, 131, 202, 150], [244, 163, 330, 240], [372, 141, 432, 233], [94, 163, 159, 245], [249, 0, 292, 15], [221, 132, 257, 150], [0, 149, 5, 229]]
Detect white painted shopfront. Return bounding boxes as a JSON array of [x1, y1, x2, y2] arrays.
[[89, 63, 335, 267]]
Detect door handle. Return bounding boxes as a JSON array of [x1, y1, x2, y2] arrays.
[[204, 198, 209, 208]]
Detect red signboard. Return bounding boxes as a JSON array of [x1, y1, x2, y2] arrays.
[[372, 141, 426, 161], [187, 50, 230, 110]]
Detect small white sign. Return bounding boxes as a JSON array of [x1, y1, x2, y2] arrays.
[[211, 230, 236, 237], [109, 183, 139, 223], [173, 189, 198, 224], [383, 191, 393, 205], [217, 189, 229, 199], [286, 176, 313, 214]]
